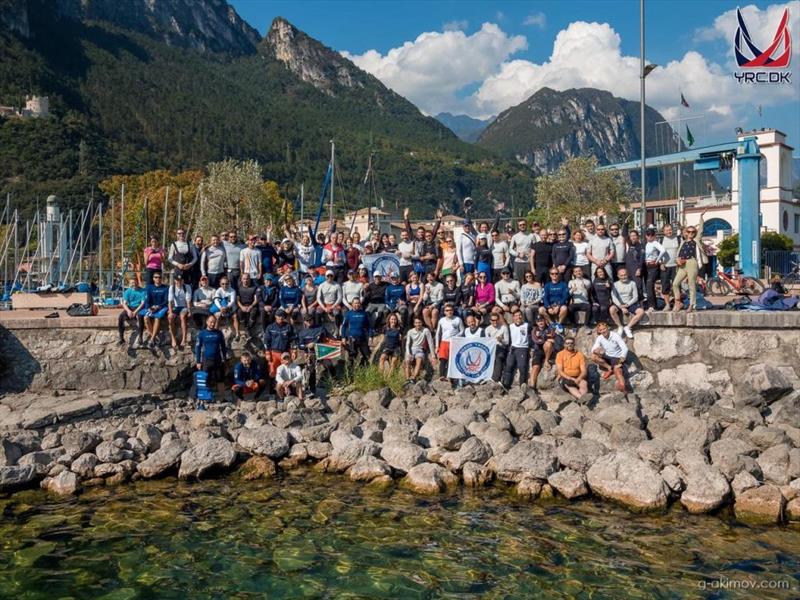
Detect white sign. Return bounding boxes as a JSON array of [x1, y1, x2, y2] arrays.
[[447, 337, 497, 383]]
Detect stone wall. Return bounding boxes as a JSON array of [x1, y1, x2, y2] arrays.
[[0, 326, 196, 394]]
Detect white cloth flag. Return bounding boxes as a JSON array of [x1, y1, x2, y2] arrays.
[[447, 336, 496, 382]]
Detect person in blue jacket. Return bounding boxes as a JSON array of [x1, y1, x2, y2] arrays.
[[279, 275, 303, 323], [384, 273, 408, 325], [195, 314, 228, 395], [258, 274, 279, 328], [144, 272, 170, 349], [538, 268, 569, 334], [341, 296, 371, 365], [231, 351, 266, 399]]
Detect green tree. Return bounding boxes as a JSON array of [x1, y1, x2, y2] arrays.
[[716, 232, 793, 267], [530, 157, 632, 227]]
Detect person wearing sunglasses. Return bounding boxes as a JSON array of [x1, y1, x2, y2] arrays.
[[672, 212, 708, 312], [168, 228, 198, 288], [539, 269, 569, 334]]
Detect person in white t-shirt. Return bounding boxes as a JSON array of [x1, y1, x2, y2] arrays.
[[275, 351, 304, 400], [590, 321, 628, 392], [167, 273, 192, 349]]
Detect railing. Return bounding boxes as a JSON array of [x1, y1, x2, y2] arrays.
[[763, 250, 800, 277]]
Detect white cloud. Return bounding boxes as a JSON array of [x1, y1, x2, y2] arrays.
[[523, 12, 546, 29], [342, 23, 527, 116], [443, 20, 468, 32]]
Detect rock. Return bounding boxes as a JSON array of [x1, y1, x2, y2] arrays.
[[137, 441, 186, 478], [347, 456, 392, 482], [467, 422, 514, 456], [547, 469, 589, 499], [306, 441, 332, 460], [734, 485, 785, 525], [710, 331, 779, 359], [324, 432, 380, 472], [42, 471, 80, 496], [0, 439, 22, 466], [179, 438, 237, 479], [709, 438, 760, 480], [556, 438, 608, 474], [787, 497, 800, 522], [581, 420, 611, 447], [94, 440, 133, 464], [380, 442, 426, 474], [515, 477, 543, 499], [237, 456, 276, 480], [0, 465, 37, 491], [18, 449, 64, 476], [504, 410, 540, 439], [750, 426, 790, 450], [71, 453, 99, 478], [677, 451, 730, 514], [636, 440, 675, 470], [94, 462, 122, 478], [279, 444, 309, 469], [767, 392, 800, 427], [633, 330, 698, 360], [462, 462, 492, 487], [732, 471, 760, 497], [530, 410, 559, 433], [402, 462, 457, 494], [657, 363, 732, 398], [439, 437, 491, 472], [740, 364, 793, 403], [494, 441, 558, 483], [417, 416, 469, 450], [659, 414, 720, 451], [236, 426, 291, 459], [609, 423, 648, 450], [660, 465, 683, 494], [586, 452, 669, 511], [41, 433, 61, 450], [367, 474, 394, 490], [757, 444, 793, 485], [8, 431, 41, 454], [592, 404, 642, 429], [382, 422, 418, 445], [136, 424, 163, 453], [353, 388, 392, 412], [442, 407, 477, 427]]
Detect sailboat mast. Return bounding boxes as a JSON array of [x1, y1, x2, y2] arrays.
[[329, 140, 335, 227]]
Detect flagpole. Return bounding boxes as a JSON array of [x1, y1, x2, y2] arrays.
[[639, 0, 647, 231]]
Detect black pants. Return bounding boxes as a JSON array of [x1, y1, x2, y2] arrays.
[[592, 303, 610, 324], [568, 302, 591, 326], [502, 346, 530, 388], [347, 337, 370, 365], [239, 306, 259, 330], [513, 261, 528, 284], [493, 345, 507, 382], [228, 269, 241, 292], [118, 311, 144, 341], [645, 264, 660, 309]]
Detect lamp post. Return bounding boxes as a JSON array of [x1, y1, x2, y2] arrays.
[[640, 0, 657, 231]]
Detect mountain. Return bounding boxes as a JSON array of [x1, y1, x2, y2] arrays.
[[435, 112, 494, 143], [477, 87, 719, 197], [0, 1, 532, 218]]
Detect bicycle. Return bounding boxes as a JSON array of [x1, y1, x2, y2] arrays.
[[707, 266, 764, 296], [781, 261, 800, 287]]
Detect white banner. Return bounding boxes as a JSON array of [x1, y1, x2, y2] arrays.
[[447, 336, 497, 382], [362, 252, 400, 278]]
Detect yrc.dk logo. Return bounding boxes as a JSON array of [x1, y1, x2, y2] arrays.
[[733, 7, 792, 84]]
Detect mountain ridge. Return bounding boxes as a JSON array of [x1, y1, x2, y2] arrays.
[[435, 112, 494, 143]]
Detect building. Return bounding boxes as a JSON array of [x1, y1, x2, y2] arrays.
[[341, 207, 392, 236], [0, 95, 50, 119]]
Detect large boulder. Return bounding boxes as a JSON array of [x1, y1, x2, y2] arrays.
[[179, 438, 237, 479], [467, 422, 514, 456], [757, 444, 793, 485], [657, 363, 732, 398], [556, 438, 609, 474], [18, 449, 64, 476], [236, 426, 291, 459], [41, 470, 80, 496], [658, 414, 720, 451], [60, 431, 100, 459], [547, 469, 589, 499], [0, 439, 23, 466], [382, 421, 419, 445], [766, 391, 800, 427], [677, 451, 730, 514], [734, 485, 786, 525], [493, 441, 558, 483], [137, 441, 186, 478], [740, 364, 793, 403], [636, 440, 675, 470], [237, 456, 276, 480], [70, 453, 99, 478], [439, 437, 491, 472], [95, 439, 133, 464], [732, 471, 760, 497], [592, 404, 643, 430], [346, 456, 392, 482], [323, 432, 380, 472], [136, 424, 163, 453], [709, 438, 760, 481], [632, 330, 698, 361], [402, 463, 458, 494], [352, 388, 392, 412], [586, 452, 669, 511], [0, 465, 37, 491], [462, 462, 493, 487], [417, 416, 469, 450], [380, 442, 426, 474]]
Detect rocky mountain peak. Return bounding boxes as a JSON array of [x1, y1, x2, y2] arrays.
[[264, 16, 364, 95]]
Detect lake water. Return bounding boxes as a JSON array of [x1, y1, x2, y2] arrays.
[[1, 471, 798, 599]]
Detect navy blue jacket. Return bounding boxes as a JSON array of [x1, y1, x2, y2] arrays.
[[543, 281, 569, 307], [145, 283, 169, 310], [195, 329, 227, 363], [279, 285, 302, 308], [233, 362, 262, 386], [263, 321, 295, 352], [342, 308, 370, 339], [384, 284, 406, 310]]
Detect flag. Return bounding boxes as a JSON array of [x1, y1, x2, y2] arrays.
[[315, 341, 342, 361], [447, 337, 497, 383], [361, 251, 400, 278], [680, 93, 690, 108], [686, 125, 695, 147]]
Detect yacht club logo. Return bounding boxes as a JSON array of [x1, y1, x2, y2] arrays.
[[733, 8, 792, 84], [454, 341, 492, 379]]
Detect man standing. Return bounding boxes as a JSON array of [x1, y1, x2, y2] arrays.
[[239, 235, 263, 283], [258, 274, 279, 327], [608, 222, 627, 280], [457, 219, 477, 275], [341, 296, 371, 365], [263, 309, 295, 387], [509, 219, 535, 283], [237, 272, 260, 331], [316, 269, 344, 325], [363, 272, 389, 331], [168, 228, 198, 288], [396, 226, 417, 283], [167, 273, 192, 349], [195, 314, 228, 398], [587, 223, 615, 281], [201, 235, 227, 288], [501, 309, 530, 391], [643, 226, 666, 311], [591, 321, 628, 393], [555, 337, 590, 401], [434, 303, 464, 380], [223, 230, 245, 292], [484, 312, 509, 382]]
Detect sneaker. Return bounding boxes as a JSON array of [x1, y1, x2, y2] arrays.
[[616, 326, 624, 336], [601, 370, 613, 381], [624, 326, 634, 338], [148, 341, 156, 350]]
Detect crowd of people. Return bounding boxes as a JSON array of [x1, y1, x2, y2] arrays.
[[117, 207, 711, 399]]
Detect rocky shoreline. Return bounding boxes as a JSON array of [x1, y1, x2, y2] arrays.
[[1, 365, 799, 526]]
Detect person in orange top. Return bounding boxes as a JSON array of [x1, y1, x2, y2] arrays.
[[555, 337, 590, 401]]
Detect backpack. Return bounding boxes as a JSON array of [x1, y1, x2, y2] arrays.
[[66, 303, 97, 317]]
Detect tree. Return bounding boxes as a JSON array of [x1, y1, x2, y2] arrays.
[[193, 159, 292, 237], [716, 232, 793, 267], [529, 157, 632, 227]]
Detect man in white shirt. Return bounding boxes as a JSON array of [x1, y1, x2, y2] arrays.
[[490, 230, 510, 282], [485, 312, 509, 382], [457, 220, 477, 275], [167, 273, 192, 349], [396, 228, 417, 283], [501, 309, 531, 391], [275, 351, 304, 400], [494, 268, 521, 314], [610, 268, 645, 338], [434, 303, 464, 380], [586, 224, 615, 280], [239, 235, 263, 282], [509, 220, 536, 284], [590, 321, 628, 393]]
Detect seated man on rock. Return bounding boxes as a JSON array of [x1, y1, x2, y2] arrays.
[[231, 350, 266, 400], [555, 336, 591, 403], [275, 351, 304, 400], [590, 321, 628, 393]]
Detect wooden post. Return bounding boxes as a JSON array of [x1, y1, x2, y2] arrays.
[[162, 185, 169, 249]]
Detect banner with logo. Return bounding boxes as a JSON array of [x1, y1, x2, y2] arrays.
[[362, 252, 400, 278], [447, 336, 496, 383], [315, 341, 342, 361]]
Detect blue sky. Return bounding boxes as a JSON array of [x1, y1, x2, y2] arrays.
[[231, 1, 799, 149]]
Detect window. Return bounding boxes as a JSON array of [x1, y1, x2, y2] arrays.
[[783, 210, 789, 231], [702, 218, 733, 237], [795, 213, 799, 234]]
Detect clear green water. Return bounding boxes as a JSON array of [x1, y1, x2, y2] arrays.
[[0, 471, 798, 599]]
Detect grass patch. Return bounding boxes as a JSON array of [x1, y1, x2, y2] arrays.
[[323, 363, 406, 397]]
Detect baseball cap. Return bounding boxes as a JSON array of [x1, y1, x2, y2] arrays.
[[281, 352, 290, 359], [325, 269, 334, 276], [536, 314, 546, 321], [174, 273, 183, 280], [275, 309, 287, 317], [501, 267, 511, 275]]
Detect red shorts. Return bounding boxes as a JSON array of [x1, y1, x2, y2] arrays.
[[267, 351, 283, 377], [437, 341, 451, 361], [231, 383, 261, 393]]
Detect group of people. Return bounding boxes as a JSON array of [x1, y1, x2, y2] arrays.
[[116, 207, 710, 399]]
